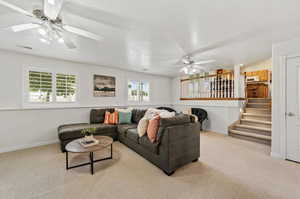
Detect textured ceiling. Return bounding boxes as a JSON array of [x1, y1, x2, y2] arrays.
[[0, 0, 300, 76]]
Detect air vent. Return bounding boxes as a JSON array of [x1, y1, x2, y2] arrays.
[[16, 45, 33, 50]]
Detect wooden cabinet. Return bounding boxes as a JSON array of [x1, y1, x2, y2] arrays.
[[245, 70, 269, 82], [246, 83, 268, 98]]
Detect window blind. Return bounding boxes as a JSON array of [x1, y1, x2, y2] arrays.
[[56, 73, 76, 102], [29, 71, 53, 102]]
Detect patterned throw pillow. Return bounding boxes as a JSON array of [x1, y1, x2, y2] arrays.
[[137, 117, 149, 137], [147, 115, 160, 143], [118, 111, 132, 124], [104, 111, 118, 124]]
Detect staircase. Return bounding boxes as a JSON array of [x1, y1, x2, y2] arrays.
[[228, 98, 272, 145]]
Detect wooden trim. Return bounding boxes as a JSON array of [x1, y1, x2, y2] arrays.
[[180, 98, 245, 101], [180, 72, 233, 82]]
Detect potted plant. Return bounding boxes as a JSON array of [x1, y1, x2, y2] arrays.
[[81, 127, 97, 141]]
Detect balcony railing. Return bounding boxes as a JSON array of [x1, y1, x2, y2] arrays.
[[180, 72, 244, 100]]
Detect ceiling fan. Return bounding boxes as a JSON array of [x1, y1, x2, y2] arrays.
[[178, 55, 216, 75], [0, 0, 102, 49]]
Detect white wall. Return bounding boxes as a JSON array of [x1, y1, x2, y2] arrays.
[[272, 37, 300, 159], [0, 50, 172, 152], [172, 77, 242, 134], [241, 58, 272, 73]]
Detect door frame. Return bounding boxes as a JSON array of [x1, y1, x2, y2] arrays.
[[282, 54, 300, 160]]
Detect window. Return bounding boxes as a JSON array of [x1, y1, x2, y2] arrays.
[[128, 80, 150, 102], [29, 71, 53, 103], [56, 73, 76, 102], [27, 69, 77, 105]]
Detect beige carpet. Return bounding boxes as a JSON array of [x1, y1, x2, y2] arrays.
[[0, 132, 299, 199]]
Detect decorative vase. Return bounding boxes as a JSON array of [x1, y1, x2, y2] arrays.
[[84, 134, 94, 142]]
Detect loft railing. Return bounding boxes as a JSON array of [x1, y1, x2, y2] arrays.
[[180, 72, 243, 100]]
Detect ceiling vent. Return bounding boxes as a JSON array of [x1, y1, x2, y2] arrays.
[[16, 45, 33, 50]]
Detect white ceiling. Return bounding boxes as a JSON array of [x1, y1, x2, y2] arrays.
[[1, 0, 300, 76]]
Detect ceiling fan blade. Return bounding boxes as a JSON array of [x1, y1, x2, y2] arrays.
[[0, 0, 33, 17], [193, 60, 216, 65], [7, 23, 40, 32], [63, 25, 102, 41], [193, 65, 205, 69], [44, 0, 63, 20], [60, 33, 76, 49]]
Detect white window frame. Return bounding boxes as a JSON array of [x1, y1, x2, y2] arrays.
[[23, 66, 79, 108], [127, 79, 150, 104]]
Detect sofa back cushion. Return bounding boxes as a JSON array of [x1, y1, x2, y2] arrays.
[[131, 109, 146, 123], [90, 108, 114, 124], [159, 114, 191, 127]]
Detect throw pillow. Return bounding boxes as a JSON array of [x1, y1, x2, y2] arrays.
[[104, 111, 119, 124], [137, 117, 149, 137], [144, 108, 160, 119], [159, 111, 175, 118], [118, 111, 132, 124], [147, 115, 160, 143], [104, 111, 110, 124]]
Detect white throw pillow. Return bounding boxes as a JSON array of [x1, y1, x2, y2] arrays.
[[137, 117, 149, 137], [159, 111, 175, 118], [144, 108, 159, 119]]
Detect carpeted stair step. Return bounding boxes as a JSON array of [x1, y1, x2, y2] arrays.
[[246, 103, 271, 108], [242, 113, 271, 121], [245, 108, 271, 114], [229, 129, 271, 145], [240, 119, 271, 128], [247, 98, 271, 103]]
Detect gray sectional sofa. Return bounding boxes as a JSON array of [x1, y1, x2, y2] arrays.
[[58, 108, 200, 175]]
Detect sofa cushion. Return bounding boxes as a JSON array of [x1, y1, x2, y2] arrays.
[[131, 109, 146, 123], [126, 128, 139, 143], [139, 135, 159, 154], [117, 124, 137, 137], [159, 114, 191, 127], [90, 108, 114, 124], [58, 123, 117, 140]]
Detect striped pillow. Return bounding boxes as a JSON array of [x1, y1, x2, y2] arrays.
[[104, 111, 119, 124]]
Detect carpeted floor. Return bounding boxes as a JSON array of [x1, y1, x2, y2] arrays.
[[0, 132, 299, 199]]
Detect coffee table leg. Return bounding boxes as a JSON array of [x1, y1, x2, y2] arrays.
[[111, 144, 113, 159], [90, 152, 94, 175], [66, 151, 69, 170]]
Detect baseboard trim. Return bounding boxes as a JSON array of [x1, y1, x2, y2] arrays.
[[271, 152, 284, 159], [0, 139, 59, 154]]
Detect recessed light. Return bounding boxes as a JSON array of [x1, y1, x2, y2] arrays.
[[240, 64, 244, 67]]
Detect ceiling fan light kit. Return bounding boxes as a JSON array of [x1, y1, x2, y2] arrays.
[[178, 55, 216, 75], [0, 0, 102, 49]]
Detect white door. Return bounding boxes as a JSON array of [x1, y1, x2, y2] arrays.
[[286, 56, 300, 162]]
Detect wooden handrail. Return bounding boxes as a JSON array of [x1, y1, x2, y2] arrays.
[[180, 98, 245, 101], [180, 72, 233, 82]]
